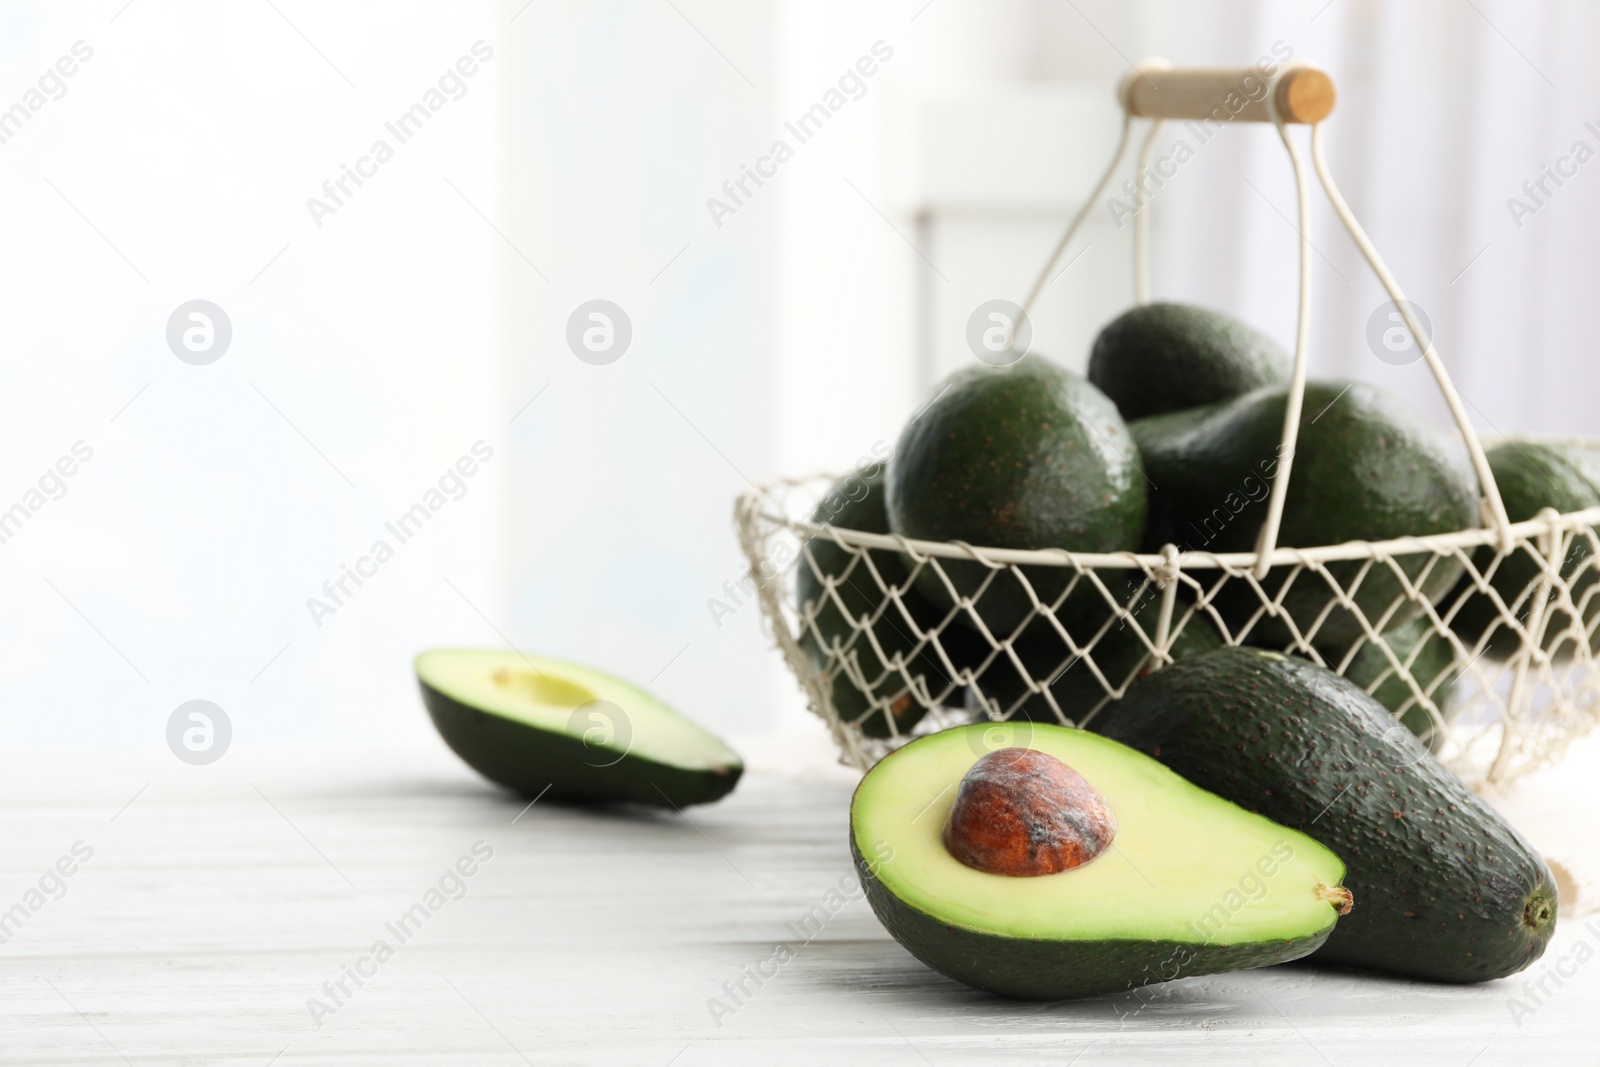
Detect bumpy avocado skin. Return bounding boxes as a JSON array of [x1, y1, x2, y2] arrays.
[[1093, 648, 1557, 982], [1321, 617, 1459, 749], [852, 837, 1333, 1000], [1088, 302, 1291, 422], [886, 354, 1147, 639], [1132, 381, 1478, 648], [420, 683, 742, 808], [1445, 442, 1600, 662], [797, 468, 984, 737], [966, 596, 1223, 723]]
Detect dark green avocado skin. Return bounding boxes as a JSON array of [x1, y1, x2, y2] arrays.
[[1132, 380, 1478, 648], [1446, 441, 1600, 662], [1315, 616, 1459, 750], [1093, 648, 1557, 982], [886, 354, 1147, 639], [966, 594, 1223, 723], [796, 468, 987, 737], [1088, 302, 1290, 422], [420, 682, 741, 808], [850, 836, 1332, 1000]]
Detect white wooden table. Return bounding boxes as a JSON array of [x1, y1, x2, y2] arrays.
[[2, 743, 1595, 1065]]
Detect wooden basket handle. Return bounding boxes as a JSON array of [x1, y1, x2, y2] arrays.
[[1119, 63, 1337, 124]]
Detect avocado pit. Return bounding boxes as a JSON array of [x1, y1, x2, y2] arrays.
[[943, 747, 1116, 876]]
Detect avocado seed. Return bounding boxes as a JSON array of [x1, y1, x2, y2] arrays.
[[943, 747, 1116, 876]]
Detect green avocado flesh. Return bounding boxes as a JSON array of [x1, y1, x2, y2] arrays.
[[1132, 380, 1478, 648], [797, 468, 986, 737], [851, 723, 1348, 999], [417, 649, 742, 807], [886, 354, 1147, 639], [1093, 647, 1557, 981], [1446, 441, 1600, 662], [1088, 302, 1290, 422]]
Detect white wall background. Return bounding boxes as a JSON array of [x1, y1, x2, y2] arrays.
[[4, 0, 1597, 751], [1, 3, 510, 748]]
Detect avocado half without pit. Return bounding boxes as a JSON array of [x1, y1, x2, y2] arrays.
[[417, 649, 743, 808], [851, 723, 1352, 1000]]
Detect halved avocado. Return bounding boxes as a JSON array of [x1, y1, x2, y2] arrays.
[[417, 649, 742, 807], [851, 722, 1350, 999]]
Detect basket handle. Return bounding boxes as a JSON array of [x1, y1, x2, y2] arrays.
[[1118, 64, 1336, 125], [1020, 60, 1515, 576], [1250, 63, 1513, 570]]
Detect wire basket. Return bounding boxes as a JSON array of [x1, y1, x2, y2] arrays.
[[736, 60, 1600, 787], [737, 474, 1600, 786]]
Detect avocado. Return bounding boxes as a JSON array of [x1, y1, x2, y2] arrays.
[[417, 649, 742, 807], [1317, 616, 1459, 749], [851, 722, 1351, 999], [966, 592, 1224, 723], [1093, 647, 1557, 981], [1088, 302, 1291, 422], [1133, 380, 1478, 648], [886, 354, 1147, 639], [797, 467, 986, 737], [1445, 441, 1600, 662]]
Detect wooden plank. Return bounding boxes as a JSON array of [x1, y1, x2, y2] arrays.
[[0, 747, 1591, 1064]]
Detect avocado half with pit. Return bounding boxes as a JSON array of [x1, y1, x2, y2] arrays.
[[417, 649, 742, 808], [851, 722, 1351, 999]]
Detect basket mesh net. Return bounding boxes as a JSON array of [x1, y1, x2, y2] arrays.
[[736, 473, 1600, 787]]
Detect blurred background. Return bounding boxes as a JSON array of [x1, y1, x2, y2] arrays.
[[4, 0, 1595, 749]]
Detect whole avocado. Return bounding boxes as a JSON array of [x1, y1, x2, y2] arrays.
[[886, 354, 1146, 639], [796, 467, 985, 738], [1093, 647, 1557, 982], [1133, 380, 1478, 648], [1089, 301, 1291, 421], [1445, 441, 1600, 662]]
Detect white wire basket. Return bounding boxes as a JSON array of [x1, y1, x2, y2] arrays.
[[736, 60, 1600, 787]]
